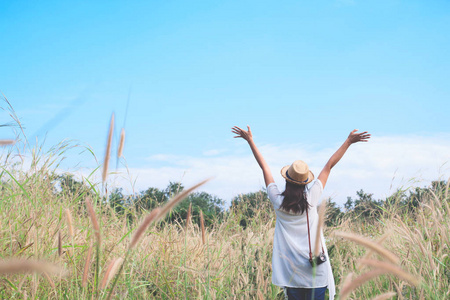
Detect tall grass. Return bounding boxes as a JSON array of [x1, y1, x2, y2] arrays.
[[0, 116, 448, 298]]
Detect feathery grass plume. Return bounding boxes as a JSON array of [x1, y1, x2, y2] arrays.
[[100, 259, 116, 289], [356, 232, 390, 271], [85, 198, 101, 244], [82, 242, 93, 288], [340, 269, 386, 300], [340, 272, 353, 291], [117, 128, 125, 158], [155, 178, 211, 222], [360, 259, 420, 286], [0, 260, 66, 276], [334, 231, 399, 264], [101, 257, 123, 289], [65, 209, 74, 237], [101, 258, 123, 289], [102, 113, 114, 183], [129, 208, 160, 250], [186, 202, 192, 229], [370, 292, 397, 300], [313, 201, 326, 256], [58, 231, 62, 257], [200, 210, 206, 245], [0, 140, 15, 146]]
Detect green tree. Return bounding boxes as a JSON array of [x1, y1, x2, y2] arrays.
[[54, 174, 95, 206], [231, 190, 272, 229], [109, 188, 126, 213], [136, 187, 167, 211], [345, 189, 384, 219], [325, 199, 343, 227], [172, 191, 225, 227]]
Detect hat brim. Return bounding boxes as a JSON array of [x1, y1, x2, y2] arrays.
[[280, 165, 314, 185]]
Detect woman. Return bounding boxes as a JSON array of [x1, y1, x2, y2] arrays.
[[231, 126, 370, 300]]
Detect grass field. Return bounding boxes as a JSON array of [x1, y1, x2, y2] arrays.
[[0, 127, 449, 299]]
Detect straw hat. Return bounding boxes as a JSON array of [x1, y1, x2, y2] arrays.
[[280, 160, 314, 185]]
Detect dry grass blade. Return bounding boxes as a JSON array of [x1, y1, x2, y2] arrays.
[[370, 292, 397, 300], [314, 201, 326, 256], [200, 210, 206, 245], [129, 208, 160, 249], [340, 269, 386, 300], [360, 259, 420, 286], [334, 231, 399, 264], [186, 202, 192, 229], [102, 113, 114, 183], [82, 242, 93, 287], [0, 259, 66, 276], [85, 198, 101, 244], [155, 178, 211, 222], [117, 128, 125, 158], [0, 140, 15, 146], [65, 209, 74, 237]]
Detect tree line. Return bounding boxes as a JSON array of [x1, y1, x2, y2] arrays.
[[55, 174, 448, 228]]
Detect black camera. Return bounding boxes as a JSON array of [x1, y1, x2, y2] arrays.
[[309, 252, 327, 267]]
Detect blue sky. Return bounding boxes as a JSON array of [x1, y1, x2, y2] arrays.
[[1, 0, 449, 203]]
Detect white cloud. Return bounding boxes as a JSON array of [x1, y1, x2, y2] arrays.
[[97, 133, 450, 206]]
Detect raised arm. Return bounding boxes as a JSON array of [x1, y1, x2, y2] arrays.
[[318, 129, 371, 188], [232, 125, 275, 187]]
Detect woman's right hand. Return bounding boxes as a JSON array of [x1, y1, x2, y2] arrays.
[[232, 125, 253, 142]]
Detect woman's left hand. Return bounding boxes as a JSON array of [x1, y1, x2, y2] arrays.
[[232, 125, 253, 142]]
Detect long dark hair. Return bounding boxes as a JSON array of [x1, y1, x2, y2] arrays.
[[280, 181, 309, 214]]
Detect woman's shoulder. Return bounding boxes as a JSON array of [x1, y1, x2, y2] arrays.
[[307, 179, 324, 206], [308, 179, 323, 192]]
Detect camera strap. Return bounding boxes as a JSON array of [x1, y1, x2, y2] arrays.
[[306, 207, 324, 261]]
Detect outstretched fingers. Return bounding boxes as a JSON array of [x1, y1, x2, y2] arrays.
[[358, 132, 371, 142]]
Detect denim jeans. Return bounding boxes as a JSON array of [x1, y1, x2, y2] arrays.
[[284, 286, 327, 300]]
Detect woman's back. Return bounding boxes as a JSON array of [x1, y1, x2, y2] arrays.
[[267, 180, 333, 289]]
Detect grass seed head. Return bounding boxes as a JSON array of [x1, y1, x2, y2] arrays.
[[101, 258, 123, 289], [65, 209, 74, 238], [360, 258, 420, 286], [370, 292, 397, 300], [340, 269, 386, 300], [85, 198, 101, 244], [314, 201, 326, 256], [0, 140, 15, 146], [0, 259, 66, 276], [102, 113, 114, 183], [129, 208, 160, 250], [334, 231, 399, 264], [82, 242, 94, 287], [186, 202, 192, 229], [200, 210, 206, 245], [117, 128, 125, 158]]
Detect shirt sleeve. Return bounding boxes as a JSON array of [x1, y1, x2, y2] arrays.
[[266, 183, 282, 209], [308, 179, 324, 207]]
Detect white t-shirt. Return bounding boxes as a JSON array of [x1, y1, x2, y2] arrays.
[[267, 180, 335, 300]]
